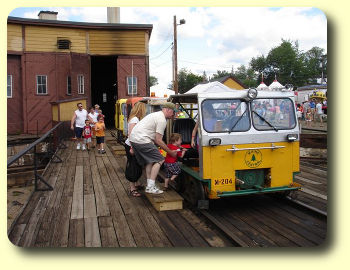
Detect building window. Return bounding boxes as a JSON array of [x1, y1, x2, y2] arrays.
[[78, 75, 84, 94], [127, 76, 137, 95], [7, 75, 12, 98], [36, 75, 47, 95], [67, 76, 72, 95]]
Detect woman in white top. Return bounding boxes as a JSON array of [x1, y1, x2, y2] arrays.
[[125, 102, 146, 197]]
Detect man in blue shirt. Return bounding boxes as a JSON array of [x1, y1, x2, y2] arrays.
[[309, 99, 316, 120]]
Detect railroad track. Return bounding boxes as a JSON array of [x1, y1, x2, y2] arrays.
[[193, 157, 327, 247], [109, 129, 327, 247], [195, 194, 327, 247]]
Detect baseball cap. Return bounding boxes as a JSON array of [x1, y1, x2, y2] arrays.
[[162, 102, 179, 112]]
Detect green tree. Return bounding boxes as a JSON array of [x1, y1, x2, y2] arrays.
[[177, 68, 205, 94], [304, 47, 327, 83], [167, 68, 204, 93], [234, 64, 257, 88], [250, 39, 311, 87], [250, 55, 267, 74], [211, 70, 231, 80], [149, 75, 158, 87]]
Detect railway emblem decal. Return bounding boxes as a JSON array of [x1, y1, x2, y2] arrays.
[[245, 150, 262, 168]]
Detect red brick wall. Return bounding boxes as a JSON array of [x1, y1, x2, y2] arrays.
[[7, 52, 90, 134], [7, 52, 150, 134], [7, 55, 23, 134], [117, 56, 148, 99], [70, 53, 91, 104]]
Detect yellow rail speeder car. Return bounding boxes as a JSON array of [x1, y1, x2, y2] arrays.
[[168, 83, 301, 207]]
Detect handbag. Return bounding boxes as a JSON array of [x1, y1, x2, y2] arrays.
[[125, 155, 142, 182]]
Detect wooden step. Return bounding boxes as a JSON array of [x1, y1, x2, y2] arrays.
[[110, 145, 126, 155], [110, 145, 125, 151], [144, 183, 183, 211]]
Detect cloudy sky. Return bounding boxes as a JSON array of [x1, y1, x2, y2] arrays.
[[9, 7, 327, 96]]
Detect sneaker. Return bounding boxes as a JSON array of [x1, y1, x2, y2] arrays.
[[101, 149, 106, 154], [145, 185, 163, 194], [82, 145, 86, 151], [76, 144, 81, 150]]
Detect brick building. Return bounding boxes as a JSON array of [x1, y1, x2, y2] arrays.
[[7, 12, 152, 134]]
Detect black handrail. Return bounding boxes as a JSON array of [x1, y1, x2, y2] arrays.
[[7, 121, 68, 191]]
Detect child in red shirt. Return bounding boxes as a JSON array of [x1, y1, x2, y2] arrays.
[[163, 133, 187, 191], [82, 119, 92, 150]]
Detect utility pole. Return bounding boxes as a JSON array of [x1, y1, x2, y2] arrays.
[[173, 16, 177, 94], [173, 16, 185, 94]]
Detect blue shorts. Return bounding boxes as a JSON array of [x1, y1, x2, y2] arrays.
[[74, 127, 84, 138], [96, 136, 105, 144]]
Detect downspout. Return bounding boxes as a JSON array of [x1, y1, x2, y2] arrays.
[[21, 25, 28, 133], [145, 31, 150, 96]]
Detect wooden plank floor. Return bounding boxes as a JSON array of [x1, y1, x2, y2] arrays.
[[294, 162, 327, 213], [8, 132, 231, 247]]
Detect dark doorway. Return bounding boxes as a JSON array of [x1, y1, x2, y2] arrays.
[[91, 56, 117, 127]]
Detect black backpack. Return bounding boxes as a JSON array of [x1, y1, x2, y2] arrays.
[[125, 155, 142, 182]]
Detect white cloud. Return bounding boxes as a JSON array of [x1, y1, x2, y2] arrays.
[[20, 7, 107, 22], [69, 7, 107, 22], [133, 7, 326, 86], [13, 7, 327, 90]]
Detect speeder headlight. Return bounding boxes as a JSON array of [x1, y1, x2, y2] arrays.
[[287, 134, 298, 141], [209, 138, 221, 146], [246, 88, 258, 101]]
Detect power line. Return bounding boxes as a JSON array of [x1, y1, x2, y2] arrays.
[[151, 29, 173, 52], [179, 59, 233, 69], [150, 59, 172, 68], [150, 42, 173, 60]]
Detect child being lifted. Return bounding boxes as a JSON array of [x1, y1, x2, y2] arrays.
[[163, 133, 187, 191]]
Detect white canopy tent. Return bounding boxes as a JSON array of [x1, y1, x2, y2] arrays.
[[185, 81, 234, 94], [269, 79, 284, 91], [257, 81, 269, 90]]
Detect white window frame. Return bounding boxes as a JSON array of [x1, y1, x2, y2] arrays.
[[127, 76, 137, 95], [36, 75, 48, 95], [67, 76, 72, 95], [7, 74, 13, 98], [77, 75, 84, 94]]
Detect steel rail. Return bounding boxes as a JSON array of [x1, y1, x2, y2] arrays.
[[285, 196, 327, 217]]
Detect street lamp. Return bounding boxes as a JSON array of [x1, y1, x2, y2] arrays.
[[173, 16, 185, 94]]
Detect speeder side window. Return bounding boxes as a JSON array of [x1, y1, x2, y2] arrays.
[[201, 99, 250, 133]]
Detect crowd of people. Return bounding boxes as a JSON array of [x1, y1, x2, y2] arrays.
[[296, 99, 327, 127], [70, 103, 106, 153], [70, 101, 183, 197]]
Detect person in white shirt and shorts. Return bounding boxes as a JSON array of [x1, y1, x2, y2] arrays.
[[71, 102, 88, 150], [129, 102, 178, 194]]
